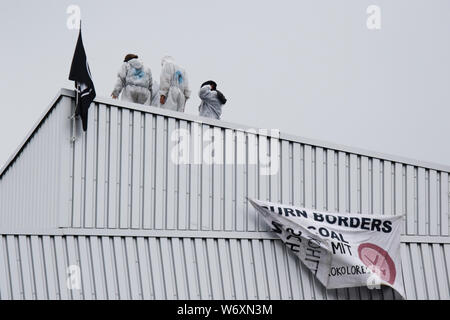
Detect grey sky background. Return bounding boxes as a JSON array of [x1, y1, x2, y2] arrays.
[[0, 0, 449, 170]]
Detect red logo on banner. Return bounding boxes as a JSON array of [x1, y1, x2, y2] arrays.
[[358, 243, 396, 285]]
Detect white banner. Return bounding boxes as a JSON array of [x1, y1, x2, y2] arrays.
[[248, 198, 405, 298]]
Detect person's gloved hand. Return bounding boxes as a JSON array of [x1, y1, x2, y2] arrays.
[[160, 95, 166, 105], [111, 94, 118, 99]]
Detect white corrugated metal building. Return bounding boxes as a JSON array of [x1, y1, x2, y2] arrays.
[[0, 89, 448, 300]]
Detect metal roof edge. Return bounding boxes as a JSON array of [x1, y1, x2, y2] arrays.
[[2, 88, 449, 179], [60, 88, 277, 136], [0, 89, 67, 178]]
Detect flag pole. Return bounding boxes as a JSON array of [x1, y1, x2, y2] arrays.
[[69, 20, 82, 142], [68, 19, 94, 134], [70, 82, 79, 142]]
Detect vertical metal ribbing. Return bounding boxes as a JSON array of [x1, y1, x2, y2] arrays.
[[130, 111, 142, 229], [418, 168, 427, 235], [96, 105, 107, 229], [166, 118, 176, 230], [107, 107, 119, 229], [441, 173, 449, 235], [406, 166, 415, 234], [429, 170, 438, 235], [154, 116, 165, 230], [433, 243, 450, 299], [188, 122, 200, 231], [118, 109, 130, 229], [235, 130, 245, 231], [194, 238, 210, 299], [178, 120, 189, 230], [143, 114, 154, 229], [84, 104, 97, 228], [225, 129, 235, 231]]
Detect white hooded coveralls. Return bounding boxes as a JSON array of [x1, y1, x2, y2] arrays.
[[198, 85, 224, 120], [159, 56, 191, 112], [112, 58, 153, 105]]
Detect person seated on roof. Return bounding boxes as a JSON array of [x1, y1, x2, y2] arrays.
[[198, 80, 227, 120], [111, 54, 153, 105]]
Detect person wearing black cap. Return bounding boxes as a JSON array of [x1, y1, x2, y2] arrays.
[[198, 80, 227, 120], [111, 54, 153, 105]]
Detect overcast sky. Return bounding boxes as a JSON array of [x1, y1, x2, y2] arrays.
[[0, 0, 449, 170]]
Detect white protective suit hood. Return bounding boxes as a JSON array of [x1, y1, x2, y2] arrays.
[[129, 58, 144, 70], [124, 58, 151, 89], [161, 55, 175, 67], [111, 58, 153, 105]]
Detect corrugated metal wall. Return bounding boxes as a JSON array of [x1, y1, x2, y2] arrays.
[[0, 91, 449, 300], [0, 96, 72, 229], [1, 233, 448, 300], [64, 100, 450, 237]]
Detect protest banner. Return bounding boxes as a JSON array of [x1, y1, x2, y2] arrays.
[[248, 198, 405, 297]]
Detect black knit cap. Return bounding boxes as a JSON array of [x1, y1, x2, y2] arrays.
[[201, 80, 227, 105], [124, 54, 138, 62], [201, 80, 217, 89]]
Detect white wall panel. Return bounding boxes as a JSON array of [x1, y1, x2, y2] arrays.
[[0, 96, 72, 229], [0, 233, 446, 300]]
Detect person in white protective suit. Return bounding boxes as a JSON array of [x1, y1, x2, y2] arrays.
[[150, 80, 160, 107], [159, 56, 191, 112], [111, 54, 153, 105], [198, 80, 227, 120]]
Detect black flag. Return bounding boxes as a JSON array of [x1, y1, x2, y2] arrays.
[[69, 26, 96, 131]]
